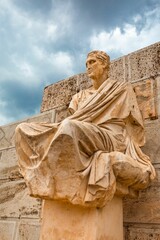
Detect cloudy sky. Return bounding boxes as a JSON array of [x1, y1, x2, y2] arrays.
[[0, 0, 159, 126]]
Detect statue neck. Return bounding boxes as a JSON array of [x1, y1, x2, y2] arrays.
[[92, 74, 108, 90]]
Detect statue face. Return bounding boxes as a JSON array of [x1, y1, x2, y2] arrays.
[[86, 55, 106, 81]]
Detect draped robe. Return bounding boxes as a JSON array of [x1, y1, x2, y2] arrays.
[[15, 78, 156, 208]]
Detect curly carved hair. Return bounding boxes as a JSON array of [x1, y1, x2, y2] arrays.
[[87, 50, 110, 67]]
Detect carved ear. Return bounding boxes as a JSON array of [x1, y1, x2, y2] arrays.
[[102, 61, 108, 69]]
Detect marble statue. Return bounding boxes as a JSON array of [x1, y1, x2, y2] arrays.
[[15, 50, 156, 208]]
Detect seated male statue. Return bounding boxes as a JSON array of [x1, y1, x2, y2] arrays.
[[15, 50, 155, 208]]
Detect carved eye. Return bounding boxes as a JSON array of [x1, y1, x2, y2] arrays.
[[90, 60, 96, 64], [86, 59, 96, 67]]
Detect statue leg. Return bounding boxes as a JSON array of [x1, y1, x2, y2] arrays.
[[14, 118, 125, 205]]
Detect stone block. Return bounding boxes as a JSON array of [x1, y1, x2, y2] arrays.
[[40, 74, 92, 113], [0, 147, 21, 180], [76, 73, 92, 91], [124, 224, 160, 240], [0, 122, 19, 150], [0, 179, 41, 218], [128, 42, 160, 81], [40, 197, 123, 240], [156, 75, 160, 117], [0, 111, 53, 150], [142, 120, 160, 164], [16, 219, 40, 240], [0, 220, 17, 240], [123, 167, 160, 224], [133, 78, 158, 120], [55, 105, 70, 123], [110, 57, 126, 82], [27, 110, 54, 123], [41, 76, 77, 112]]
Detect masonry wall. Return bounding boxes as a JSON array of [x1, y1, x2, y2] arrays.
[[0, 41, 160, 239], [0, 111, 55, 240]]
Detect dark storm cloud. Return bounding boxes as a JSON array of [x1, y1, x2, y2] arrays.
[[9, 0, 159, 56], [72, 0, 157, 28], [0, 81, 43, 118], [13, 0, 158, 30], [13, 0, 52, 15], [0, 0, 159, 125]]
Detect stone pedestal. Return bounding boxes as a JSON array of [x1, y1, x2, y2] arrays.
[[40, 196, 123, 240]]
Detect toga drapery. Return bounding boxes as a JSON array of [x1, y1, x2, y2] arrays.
[[15, 78, 155, 208]]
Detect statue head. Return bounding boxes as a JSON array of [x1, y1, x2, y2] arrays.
[[86, 50, 110, 83]]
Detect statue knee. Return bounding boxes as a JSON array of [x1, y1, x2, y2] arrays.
[[15, 122, 27, 135], [61, 119, 75, 128]]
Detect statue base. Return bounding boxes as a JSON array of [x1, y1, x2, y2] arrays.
[[40, 196, 123, 240]]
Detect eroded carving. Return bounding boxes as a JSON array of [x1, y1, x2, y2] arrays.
[[15, 50, 155, 208]]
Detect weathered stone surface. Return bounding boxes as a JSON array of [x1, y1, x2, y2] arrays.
[[41, 74, 92, 113], [16, 219, 40, 240], [129, 42, 160, 81], [157, 75, 160, 117], [0, 220, 17, 240], [142, 120, 160, 164], [41, 76, 77, 112], [0, 122, 19, 150], [123, 167, 160, 224], [0, 180, 41, 218], [124, 188, 160, 223], [55, 105, 70, 122], [0, 147, 21, 180], [110, 57, 126, 82], [124, 224, 160, 240], [76, 73, 92, 91], [133, 78, 158, 120], [40, 197, 123, 240], [0, 111, 54, 150], [27, 110, 54, 124]]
